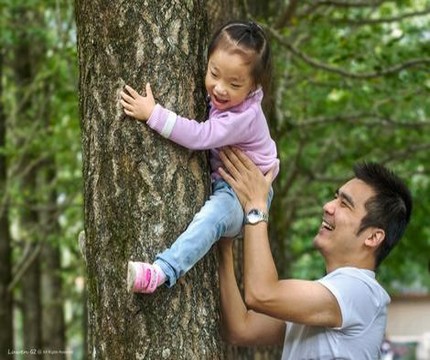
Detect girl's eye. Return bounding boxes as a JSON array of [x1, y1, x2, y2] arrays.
[[231, 83, 241, 89], [211, 71, 218, 78]]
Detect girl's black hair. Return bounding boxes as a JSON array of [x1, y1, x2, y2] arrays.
[[207, 20, 272, 93]]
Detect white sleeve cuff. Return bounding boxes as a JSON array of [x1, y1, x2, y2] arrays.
[[160, 110, 176, 138]]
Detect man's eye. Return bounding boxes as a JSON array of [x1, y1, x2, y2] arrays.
[[341, 199, 352, 209]]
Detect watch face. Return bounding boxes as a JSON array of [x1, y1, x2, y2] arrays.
[[246, 209, 267, 224], [248, 210, 261, 224]]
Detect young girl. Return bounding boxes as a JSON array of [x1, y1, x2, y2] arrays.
[[120, 20, 280, 293]]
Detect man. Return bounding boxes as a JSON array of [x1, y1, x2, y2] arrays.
[[217, 147, 412, 359]]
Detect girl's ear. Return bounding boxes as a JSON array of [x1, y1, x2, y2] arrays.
[[364, 229, 385, 249]]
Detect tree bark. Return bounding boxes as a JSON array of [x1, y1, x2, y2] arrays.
[[76, 1, 225, 358], [206, 0, 243, 30]]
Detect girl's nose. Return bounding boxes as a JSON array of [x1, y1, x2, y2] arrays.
[[214, 83, 227, 95]]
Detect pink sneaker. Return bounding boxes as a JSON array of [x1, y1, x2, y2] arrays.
[[127, 261, 161, 293]]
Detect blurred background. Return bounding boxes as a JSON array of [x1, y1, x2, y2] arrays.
[[1, 0, 429, 359]]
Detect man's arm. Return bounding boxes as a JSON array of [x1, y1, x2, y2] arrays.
[[219, 148, 342, 328], [218, 238, 285, 346]]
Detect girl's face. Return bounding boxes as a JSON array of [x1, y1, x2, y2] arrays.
[[205, 48, 255, 111]]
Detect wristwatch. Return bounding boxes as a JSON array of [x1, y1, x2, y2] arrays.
[[244, 208, 269, 225]]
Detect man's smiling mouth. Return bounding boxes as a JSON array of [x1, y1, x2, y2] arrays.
[[322, 219, 335, 231]]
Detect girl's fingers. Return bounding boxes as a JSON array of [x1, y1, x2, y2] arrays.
[[124, 85, 138, 98], [120, 99, 133, 110], [145, 83, 153, 99], [120, 91, 133, 104]]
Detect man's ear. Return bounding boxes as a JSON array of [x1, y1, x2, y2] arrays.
[[364, 229, 385, 249]]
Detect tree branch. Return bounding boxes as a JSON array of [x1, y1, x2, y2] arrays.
[[8, 242, 42, 292], [314, 0, 385, 7], [332, 7, 430, 25], [291, 112, 430, 128], [266, 26, 430, 79], [381, 143, 430, 164]]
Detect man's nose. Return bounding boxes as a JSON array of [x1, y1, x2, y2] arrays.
[[323, 199, 336, 214]]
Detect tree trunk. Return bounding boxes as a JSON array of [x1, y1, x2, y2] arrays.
[[41, 244, 66, 357], [41, 165, 66, 359], [0, 49, 14, 360], [21, 247, 42, 359], [206, 0, 243, 30], [12, 6, 43, 358], [76, 1, 225, 358]]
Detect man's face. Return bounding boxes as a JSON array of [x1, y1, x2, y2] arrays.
[[314, 178, 376, 263]]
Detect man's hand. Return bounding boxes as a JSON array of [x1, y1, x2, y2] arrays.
[[120, 83, 155, 121], [219, 147, 274, 213]]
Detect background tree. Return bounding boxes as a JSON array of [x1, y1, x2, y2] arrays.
[[1, 1, 80, 358], [0, 45, 14, 359], [11, 5, 44, 356]]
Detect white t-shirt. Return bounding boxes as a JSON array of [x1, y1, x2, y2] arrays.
[[281, 267, 390, 360]]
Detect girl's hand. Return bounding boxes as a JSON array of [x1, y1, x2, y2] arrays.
[[120, 83, 155, 121]]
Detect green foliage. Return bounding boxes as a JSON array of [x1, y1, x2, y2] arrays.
[[261, 1, 430, 293], [1, 0, 83, 351]]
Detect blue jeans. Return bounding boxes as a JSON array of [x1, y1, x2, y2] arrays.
[[155, 179, 273, 287]]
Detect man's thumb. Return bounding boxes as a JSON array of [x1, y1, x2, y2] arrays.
[[265, 167, 275, 184]]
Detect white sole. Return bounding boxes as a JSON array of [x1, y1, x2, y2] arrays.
[[127, 261, 136, 292]]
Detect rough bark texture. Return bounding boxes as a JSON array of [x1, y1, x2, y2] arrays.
[[76, 1, 225, 358], [206, 0, 243, 30]]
